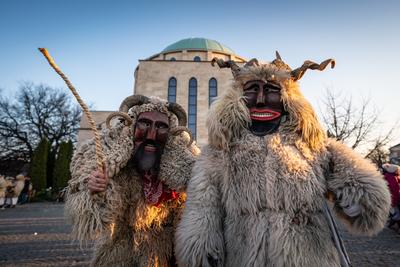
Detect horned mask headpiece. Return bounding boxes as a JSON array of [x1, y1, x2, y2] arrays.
[[209, 52, 335, 152], [211, 51, 335, 81], [105, 95, 193, 147]]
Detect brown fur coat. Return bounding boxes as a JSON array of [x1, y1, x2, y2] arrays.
[[66, 98, 197, 267]]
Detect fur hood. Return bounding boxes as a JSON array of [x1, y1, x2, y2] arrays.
[[208, 54, 334, 152], [127, 96, 180, 128], [383, 163, 399, 174]]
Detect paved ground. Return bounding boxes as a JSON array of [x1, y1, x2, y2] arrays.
[[0, 202, 91, 267], [342, 224, 400, 267], [0, 202, 399, 266]]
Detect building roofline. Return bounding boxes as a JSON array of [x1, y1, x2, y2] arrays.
[[146, 50, 246, 61], [389, 143, 400, 150], [161, 48, 234, 54], [161, 37, 236, 54], [138, 59, 246, 63]]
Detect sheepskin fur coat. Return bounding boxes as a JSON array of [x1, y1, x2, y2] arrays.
[[175, 57, 391, 267], [66, 97, 197, 267], [0, 175, 6, 200]]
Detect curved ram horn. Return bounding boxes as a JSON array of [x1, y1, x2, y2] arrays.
[[105, 111, 133, 129], [244, 58, 260, 67], [291, 59, 335, 81], [119, 95, 150, 113], [211, 57, 241, 77], [168, 102, 187, 126], [169, 126, 194, 147]]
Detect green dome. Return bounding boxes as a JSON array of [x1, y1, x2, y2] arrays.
[[162, 38, 235, 54]]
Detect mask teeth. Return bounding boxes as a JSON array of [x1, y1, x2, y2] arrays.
[[251, 112, 274, 118]]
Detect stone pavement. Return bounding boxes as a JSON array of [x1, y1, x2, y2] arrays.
[[342, 224, 400, 267], [0, 202, 399, 266], [0, 202, 91, 267]]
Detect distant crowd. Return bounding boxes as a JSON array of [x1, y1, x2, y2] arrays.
[[0, 173, 33, 209]]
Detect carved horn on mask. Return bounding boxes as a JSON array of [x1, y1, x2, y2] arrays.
[[119, 95, 150, 113], [169, 126, 194, 147], [271, 51, 292, 71], [211, 58, 241, 77], [275, 51, 282, 60], [105, 111, 133, 129], [168, 102, 187, 126], [291, 59, 335, 81]]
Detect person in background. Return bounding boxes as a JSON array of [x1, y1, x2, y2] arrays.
[[383, 163, 400, 233], [0, 175, 6, 209], [18, 175, 32, 204], [4, 175, 25, 208]]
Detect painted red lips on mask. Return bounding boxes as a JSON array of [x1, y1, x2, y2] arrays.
[[249, 108, 281, 121], [243, 80, 284, 136]]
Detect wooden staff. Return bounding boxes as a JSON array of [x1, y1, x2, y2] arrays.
[[38, 48, 105, 172]]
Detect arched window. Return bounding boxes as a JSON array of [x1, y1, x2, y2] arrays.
[[193, 56, 201, 62], [168, 77, 177, 103], [188, 78, 197, 139], [209, 78, 217, 106], [170, 57, 176, 61]]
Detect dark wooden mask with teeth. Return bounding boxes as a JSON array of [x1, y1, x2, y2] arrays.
[[243, 80, 284, 136]]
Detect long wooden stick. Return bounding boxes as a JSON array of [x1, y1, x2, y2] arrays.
[[38, 48, 104, 171]]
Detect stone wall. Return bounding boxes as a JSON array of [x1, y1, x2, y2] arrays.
[[77, 111, 111, 143]]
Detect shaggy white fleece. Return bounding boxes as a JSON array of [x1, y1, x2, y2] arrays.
[[176, 58, 390, 267], [66, 97, 197, 267]]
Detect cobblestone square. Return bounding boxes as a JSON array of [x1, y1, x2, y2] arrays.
[[0, 202, 399, 266]]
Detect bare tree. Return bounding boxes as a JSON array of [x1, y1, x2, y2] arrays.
[[0, 83, 81, 161], [365, 144, 389, 168], [321, 89, 395, 163]]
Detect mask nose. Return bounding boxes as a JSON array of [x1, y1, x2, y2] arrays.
[[146, 124, 157, 141], [256, 87, 265, 107]]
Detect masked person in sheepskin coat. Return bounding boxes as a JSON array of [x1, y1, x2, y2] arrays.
[[175, 53, 391, 267], [66, 95, 198, 267]]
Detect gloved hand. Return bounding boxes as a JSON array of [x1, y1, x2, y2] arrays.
[[336, 190, 361, 217], [204, 253, 222, 267], [341, 203, 361, 217]]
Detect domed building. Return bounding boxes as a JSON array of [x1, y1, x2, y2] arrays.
[[133, 37, 246, 144], [78, 38, 246, 145]]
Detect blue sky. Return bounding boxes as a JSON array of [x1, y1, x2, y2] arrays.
[[1, 0, 399, 146]]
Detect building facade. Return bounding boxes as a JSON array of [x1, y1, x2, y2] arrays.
[[78, 38, 246, 145], [133, 38, 245, 145], [77, 111, 112, 142], [389, 143, 400, 165]]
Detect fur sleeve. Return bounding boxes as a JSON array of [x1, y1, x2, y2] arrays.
[[158, 133, 198, 192], [65, 124, 134, 242], [326, 139, 391, 236], [175, 146, 225, 267]]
